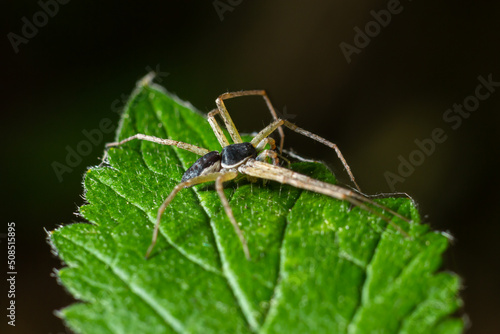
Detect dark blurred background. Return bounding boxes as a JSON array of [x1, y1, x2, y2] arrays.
[[2, 1, 499, 333]]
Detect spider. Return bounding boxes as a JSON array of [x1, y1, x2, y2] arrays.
[[105, 90, 411, 260]]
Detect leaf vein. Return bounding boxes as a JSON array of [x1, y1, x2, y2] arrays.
[[59, 233, 182, 333], [345, 230, 383, 333]]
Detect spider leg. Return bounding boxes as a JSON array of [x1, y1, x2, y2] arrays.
[[239, 159, 411, 238], [256, 149, 279, 166], [256, 138, 290, 165], [251, 119, 362, 193], [214, 171, 250, 259], [145, 172, 224, 259], [207, 108, 231, 148], [366, 191, 416, 203], [106, 133, 210, 156], [255, 136, 276, 151], [214, 90, 285, 152]]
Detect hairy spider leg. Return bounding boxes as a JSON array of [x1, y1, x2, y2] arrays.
[[209, 90, 285, 152], [244, 155, 410, 226], [145, 170, 246, 259], [255, 137, 276, 151], [238, 159, 411, 238], [106, 133, 210, 156], [207, 108, 231, 148], [256, 149, 280, 165], [251, 119, 362, 192], [214, 171, 250, 259]]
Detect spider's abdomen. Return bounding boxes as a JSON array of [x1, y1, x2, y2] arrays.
[[221, 142, 257, 168], [181, 151, 222, 182]]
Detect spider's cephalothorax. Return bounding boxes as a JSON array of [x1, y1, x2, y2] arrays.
[[106, 89, 412, 260], [221, 142, 257, 168]]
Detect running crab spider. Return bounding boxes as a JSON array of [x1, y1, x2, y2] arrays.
[[105, 90, 411, 260]]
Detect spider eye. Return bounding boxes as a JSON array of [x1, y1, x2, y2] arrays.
[[221, 142, 257, 168], [181, 151, 222, 182]]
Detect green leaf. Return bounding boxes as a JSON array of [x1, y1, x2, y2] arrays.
[[50, 80, 464, 334]]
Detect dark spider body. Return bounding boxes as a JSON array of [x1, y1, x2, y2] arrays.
[[181, 142, 257, 182], [181, 151, 221, 182]]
